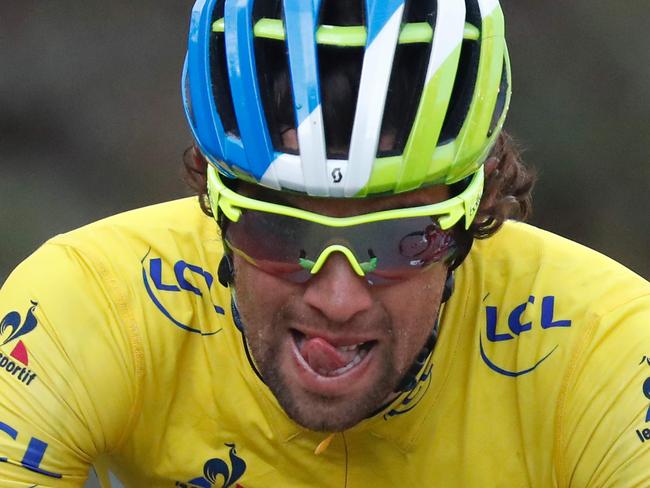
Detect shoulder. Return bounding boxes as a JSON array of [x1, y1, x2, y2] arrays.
[[3, 196, 225, 337], [450, 220, 650, 388], [0, 201, 218, 476], [51, 196, 219, 260], [0, 197, 233, 466], [0, 199, 216, 384], [26, 195, 230, 337], [450, 223, 650, 485], [466, 220, 649, 316], [38, 197, 226, 328], [1, 196, 228, 399]]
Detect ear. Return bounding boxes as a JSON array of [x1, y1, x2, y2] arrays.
[[484, 156, 500, 178]]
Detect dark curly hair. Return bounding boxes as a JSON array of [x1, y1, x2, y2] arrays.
[[182, 130, 534, 241], [469, 131, 535, 239]]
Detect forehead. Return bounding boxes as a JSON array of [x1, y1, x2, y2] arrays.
[[239, 182, 450, 217]]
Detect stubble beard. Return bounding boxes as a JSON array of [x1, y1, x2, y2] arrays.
[[262, 347, 399, 432], [245, 309, 403, 432]]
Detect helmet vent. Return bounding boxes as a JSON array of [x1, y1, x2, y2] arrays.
[[436, 41, 479, 146], [318, 45, 365, 159], [376, 0, 436, 157], [253, 1, 295, 154], [209, 0, 240, 138], [252, 0, 283, 20], [465, 0, 482, 30], [319, 0, 365, 26], [377, 43, 433, 157], [487, 58, 509, 137], [436, 0, 482, 146], [403, 0, 437, 23], [254, 37, 298, 154], [316, 0, 365, 159]]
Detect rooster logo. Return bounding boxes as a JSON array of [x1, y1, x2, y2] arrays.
[[0, 301, 38, 365], [178, 443, 247, 488]]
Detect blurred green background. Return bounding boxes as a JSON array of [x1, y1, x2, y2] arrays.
[[2, 0, 649, 289]]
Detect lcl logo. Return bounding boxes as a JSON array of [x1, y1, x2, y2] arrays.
[[141, 251, 225, 336], [480, 295, 572, 377]]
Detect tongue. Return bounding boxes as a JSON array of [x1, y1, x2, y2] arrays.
[[299, 337, 357, 374]]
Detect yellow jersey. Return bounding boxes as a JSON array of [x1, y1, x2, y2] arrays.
[[0, 198, 649, 487]]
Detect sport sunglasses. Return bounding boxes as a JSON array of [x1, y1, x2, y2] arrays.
[[206, 165, 483, 285]]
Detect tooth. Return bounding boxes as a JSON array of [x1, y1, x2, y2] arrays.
[[327, 348, 369, 376], [311, 344, 373, 377], [337, 343, 366, 352]]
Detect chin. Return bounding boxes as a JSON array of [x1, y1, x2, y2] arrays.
[[262, 361, 399, 432], [278, 391, 377, 432]]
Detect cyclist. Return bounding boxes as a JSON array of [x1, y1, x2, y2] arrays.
[[1, 0, 649, 486]]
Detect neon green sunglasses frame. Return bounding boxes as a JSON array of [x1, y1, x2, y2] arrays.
[[207, 165, 483, 229], [207, 165, 482, 278]]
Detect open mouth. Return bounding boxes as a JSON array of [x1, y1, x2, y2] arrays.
[[291, 329, 376, 378]]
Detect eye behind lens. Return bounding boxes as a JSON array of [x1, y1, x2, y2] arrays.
[[397, 225, 456, 265]]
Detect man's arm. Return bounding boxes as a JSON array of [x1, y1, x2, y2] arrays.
[[556, 294, 650, 487], [0, 242, 140, 487]]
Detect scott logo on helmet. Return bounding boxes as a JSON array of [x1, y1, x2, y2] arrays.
[[141, 250, 224, 336], [480, 295, 571, 377], [331, 168, 343, 183]]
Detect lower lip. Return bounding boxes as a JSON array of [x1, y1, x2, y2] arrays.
[[288, 334, 376, 397]]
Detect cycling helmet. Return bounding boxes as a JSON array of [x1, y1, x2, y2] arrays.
[[183, 0, 510, 199]]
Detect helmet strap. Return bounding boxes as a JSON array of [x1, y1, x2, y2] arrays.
[[218, 253, 235, 288], [394, 320, 439, 393], [441, 270, 455, 303]]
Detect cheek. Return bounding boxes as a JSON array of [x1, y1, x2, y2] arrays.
[[232, 256, 296, 329], [377, 265, 446, 318], [376, 266, 447, 364]]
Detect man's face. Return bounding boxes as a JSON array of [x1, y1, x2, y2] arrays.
[[231, 183, 451, 432]]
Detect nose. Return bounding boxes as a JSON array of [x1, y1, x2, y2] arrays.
[[303, 252, 374, 323]]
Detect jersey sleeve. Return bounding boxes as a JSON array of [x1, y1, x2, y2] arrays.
[[0, 242, 142, 487], [556, 294, 650, 487]]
